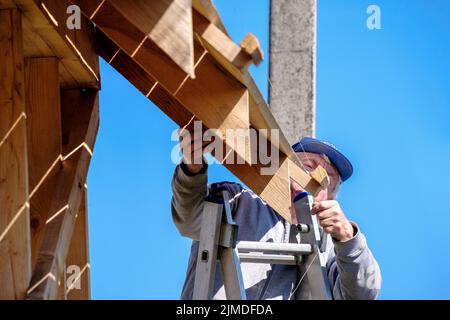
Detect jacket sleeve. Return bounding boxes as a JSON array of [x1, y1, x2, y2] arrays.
[[326, 223, 382, 300], [171, 162, 208, 241]]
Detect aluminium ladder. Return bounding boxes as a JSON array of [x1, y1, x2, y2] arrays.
[[192, 188, 332, 300]]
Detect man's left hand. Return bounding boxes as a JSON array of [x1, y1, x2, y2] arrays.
[[312, 200, 354, 242]]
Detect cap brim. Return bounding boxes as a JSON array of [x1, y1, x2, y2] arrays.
[[292, 139, 353, 182]]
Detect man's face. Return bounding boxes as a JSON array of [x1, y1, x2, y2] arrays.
[[291, 152, 341, 202]]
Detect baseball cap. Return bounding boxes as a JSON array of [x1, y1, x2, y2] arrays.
[[292, 137, 353, 182]]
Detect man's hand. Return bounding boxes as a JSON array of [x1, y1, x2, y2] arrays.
[[312, 200, 354, 242], [178, 122, 211, 174]]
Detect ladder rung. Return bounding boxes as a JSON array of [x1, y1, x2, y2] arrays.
[[238, 253, 300, 265], [236, 241, 313, 255]]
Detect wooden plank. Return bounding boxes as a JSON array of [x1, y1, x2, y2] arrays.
[[191, 9, 297, 166], [240, 33, 263, 66], [174, 52, 252, 164], [91, 1, 194, 94], [21, 17, 77, 88], [91, 0, 145, 57], [70, 0, 103, 18], [0, 9, 32, 300], [310, 165, 330, 189], [193, 10, 254, 70], [25, 58, 61, 196], [27, 89, 99, 300], [116, 22, 253, 163], [24, 57, 63, 272], [35, 0, 99, 84], [0, 0, 15, 8], [108, 0, 195, 77], [192, 0, 228, 36], [66, 187, 90, 300], [93, 27, 326, 221], [95, 29, 194, 126]]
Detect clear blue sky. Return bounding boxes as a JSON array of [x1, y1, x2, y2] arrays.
[[87, 0, 450, 299]]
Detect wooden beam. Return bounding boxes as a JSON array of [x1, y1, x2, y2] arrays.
[[96, 28, 195, 127], [92, 7, 253, 161], [66, 187, 90, 300], [87, 3, 328, 220], [240, 33, 263, 66], [27, 89, 99, 300], [107, 0, 195, 78], [4, 0, 100, 88], [190, 9, 298, 167], [0, 9, 32, 300], [34, 0, 99, 83], [70, 0, 103, 18], [192, 0, 228, 36], [94, 29, 325, 222], [192, 10, 256, 70], [24, 57, 62, 272]]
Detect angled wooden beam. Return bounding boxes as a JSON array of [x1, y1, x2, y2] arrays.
[[192, 10, 259, 70], [0, 9, 31, 300], [24, 57, 62, 272], [107, 0, 195, 78], [69, 0, 103, 18], [94, 29, 326, 222], [192, 0, 228, 36], [73, 0, 195, 79], [65, 187, 90, 300], [190, 9, 298, 167], [86, 2, 328, 221], [27, 89, 99, 300], [95, 28, 194, 127]]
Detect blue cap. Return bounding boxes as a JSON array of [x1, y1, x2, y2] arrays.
[[292, 137, 353, 182]]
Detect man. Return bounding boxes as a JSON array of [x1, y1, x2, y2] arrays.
[[171, 130, 382, 300]]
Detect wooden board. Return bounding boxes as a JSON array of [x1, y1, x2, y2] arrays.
[[192, 0, 228, 36], [108, 0, 195, 77], [0, 0, 100, 89], [75, 0, 328, 222], [0, 9, 32, 300], [27, 89, 99, 300], [24, 57, 62, 271], [66, 187, 90, 300], [95, 28, 325, 222]]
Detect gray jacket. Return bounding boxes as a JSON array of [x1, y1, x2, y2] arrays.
[[171, 163, 382, 300]]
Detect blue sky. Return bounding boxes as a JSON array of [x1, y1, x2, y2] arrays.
[[87, 0, 450, 299]]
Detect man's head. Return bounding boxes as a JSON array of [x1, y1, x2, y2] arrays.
[[291, 137, 353, 201]]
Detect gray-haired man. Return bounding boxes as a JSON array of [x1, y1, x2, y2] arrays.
[[171, 133, 382, 300]]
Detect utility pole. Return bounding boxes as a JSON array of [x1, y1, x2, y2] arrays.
[[269, 0, 317, 143]]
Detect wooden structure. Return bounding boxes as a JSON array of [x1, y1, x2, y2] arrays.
[[0, 0, 328, 300]]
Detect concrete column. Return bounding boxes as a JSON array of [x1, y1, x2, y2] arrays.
[[269, 0, 316, 144]]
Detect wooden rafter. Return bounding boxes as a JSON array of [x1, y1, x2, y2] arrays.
[[65, 187, 90, 300], [0, 8, 32, 300], [89, 3, 327, 221]]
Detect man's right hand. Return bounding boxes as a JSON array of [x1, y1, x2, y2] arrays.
[[178, 122, 211, 174]]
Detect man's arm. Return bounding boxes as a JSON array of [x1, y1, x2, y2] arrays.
[[312, 200, 382, 299], [326, 224, 382, 300], [171, 161, 208, 241], [171, 122, 212, 240]]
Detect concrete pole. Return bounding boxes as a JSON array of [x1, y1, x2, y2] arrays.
[[269, 0, 317, 144]]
